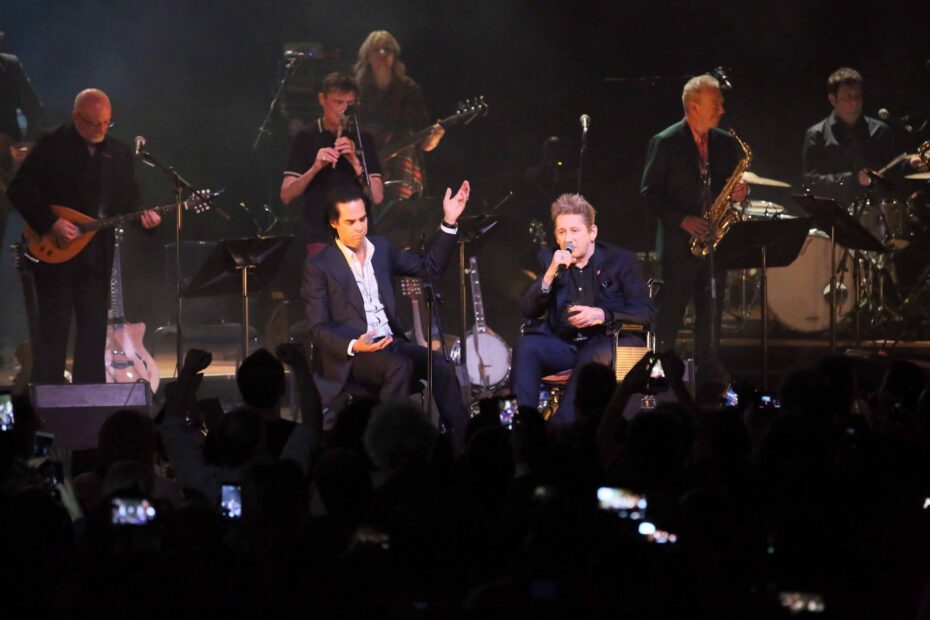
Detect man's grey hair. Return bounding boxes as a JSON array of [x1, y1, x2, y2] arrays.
[[363, 400, 437, 472], [681, 74, 720, 112]]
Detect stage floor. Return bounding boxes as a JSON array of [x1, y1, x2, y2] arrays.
[[3, 335, 929, 401]]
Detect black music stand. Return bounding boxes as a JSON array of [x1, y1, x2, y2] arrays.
[[183, 236, 293, 361], [716, 218, 811, 391], [793, 195, 885, 351]]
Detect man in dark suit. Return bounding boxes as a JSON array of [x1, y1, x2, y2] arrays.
[[640, 74, 748, 367], [510, 193, 654, 425], [303, 181, 470, 447], [8, 88, 161, 383]]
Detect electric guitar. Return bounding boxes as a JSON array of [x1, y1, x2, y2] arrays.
[[380, 97, 489, 162], [22, 189, 215, 264], [400, 277, 429, 347], [104, 229, 159, 391]]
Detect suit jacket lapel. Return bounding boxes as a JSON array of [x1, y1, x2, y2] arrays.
[[371, 239, 396, 321], [323, 246, 366, 317]]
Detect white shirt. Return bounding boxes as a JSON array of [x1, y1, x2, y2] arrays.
[[339, 225, 459, 356], [337, 237, 393, 355]]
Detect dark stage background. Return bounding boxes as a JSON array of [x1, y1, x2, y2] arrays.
[[2, 0, 928, 353]]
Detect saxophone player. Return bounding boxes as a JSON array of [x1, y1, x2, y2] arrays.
[[640, 74, 748, 369]]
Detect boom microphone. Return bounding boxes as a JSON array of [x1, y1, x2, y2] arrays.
[[579, 114, 591, 135]]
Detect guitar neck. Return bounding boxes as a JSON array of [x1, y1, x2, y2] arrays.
[[381, 97, 487, 161], [401, 277, 428, 347], [468, 257, 487, 332], [79, 201, 178, 234], [109, 232, 126, 321]]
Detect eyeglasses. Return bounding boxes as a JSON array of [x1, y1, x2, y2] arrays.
[[75, 110, 114, 130]]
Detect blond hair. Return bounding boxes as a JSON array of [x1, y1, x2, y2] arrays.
[[355, 30, 407, 87], [551, 193, 596, 229]]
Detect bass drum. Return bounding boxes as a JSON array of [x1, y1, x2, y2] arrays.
[[450, 330, 511, 391], [767, 231, 854, 332]]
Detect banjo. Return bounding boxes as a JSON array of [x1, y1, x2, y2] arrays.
[[457, 256, 511, 393]]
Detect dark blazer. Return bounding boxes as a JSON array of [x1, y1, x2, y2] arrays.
[[640, 119, 742, 261], [302, 231, 457, 398], [8, 123, 143, 274], [521, 242, 655, 335]]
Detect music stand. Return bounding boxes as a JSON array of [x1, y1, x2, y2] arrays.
[[183, 236, 293, 360], [716, 218, 811, 391], [793, 195, 885, 351]]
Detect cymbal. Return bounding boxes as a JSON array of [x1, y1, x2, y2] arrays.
[[905, 172, 930, 180], [742, 171, 791, 188]]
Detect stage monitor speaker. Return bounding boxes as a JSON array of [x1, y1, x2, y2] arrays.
[[29, 382, 154, 451]]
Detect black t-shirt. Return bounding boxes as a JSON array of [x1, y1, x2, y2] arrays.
[[283, 118, 382, 242]]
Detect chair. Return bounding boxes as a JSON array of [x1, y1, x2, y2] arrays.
[[538, 323, 654, 420]]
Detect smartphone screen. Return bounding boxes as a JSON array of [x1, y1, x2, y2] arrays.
[[645, 357, 668, 394], [758, 393, 781, 410], [597, 487, 647, 520], [778, 591, 825, 614], [0, 391, 14, 432], [721, 385, 739, 409], [111, 497, 157, 526], [220, 483, 242, 520], [34, 431, 55, 458], [498, 397, 518, 429]]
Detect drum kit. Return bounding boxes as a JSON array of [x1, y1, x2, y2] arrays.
[[718, 167, 930, 338]]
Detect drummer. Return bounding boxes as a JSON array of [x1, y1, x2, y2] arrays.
[[802, 67, 924, 207]]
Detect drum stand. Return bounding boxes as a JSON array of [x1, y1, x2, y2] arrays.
[[793, 195, 886, 352]]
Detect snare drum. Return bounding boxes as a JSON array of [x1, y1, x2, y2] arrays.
[[767, 231, 854, 332], [741, 200, 786, 220]]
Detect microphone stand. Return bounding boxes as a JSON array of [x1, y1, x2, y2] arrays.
[[418, 234, 451, 425], [347, 105, 373, 199], [138, 147, 226, 375], [252, 57, 302, 151]]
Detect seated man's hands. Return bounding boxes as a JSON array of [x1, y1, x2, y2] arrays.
[[680, 215, 709, 238], [352, 332, 392, 353], [567, 304, 605, 329]]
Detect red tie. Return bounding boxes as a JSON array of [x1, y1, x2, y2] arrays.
[[697, 133, 709, 171]]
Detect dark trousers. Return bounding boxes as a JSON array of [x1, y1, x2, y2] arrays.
[[32, 263, 109, 384], [348, 339, 467, 443], [511, 333, 614, 425], [655, 251, 725, 365]]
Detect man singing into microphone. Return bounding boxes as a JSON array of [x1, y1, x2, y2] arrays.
[[281, 72, 384, 256], [510, 193, 654, 425], [802, 67, 924, 206]]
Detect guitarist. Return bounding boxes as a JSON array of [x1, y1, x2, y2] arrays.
[[7, 88, 161, 384], [354, 30, 444, 203]]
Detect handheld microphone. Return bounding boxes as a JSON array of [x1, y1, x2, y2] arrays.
[[579, 114, 591, 135], [556, 241, 576, 274], [878, 108, 913, 133], [134, 136, 146, 158]]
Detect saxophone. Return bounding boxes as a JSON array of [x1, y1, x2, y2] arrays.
[[689, 128, 753, 258]]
